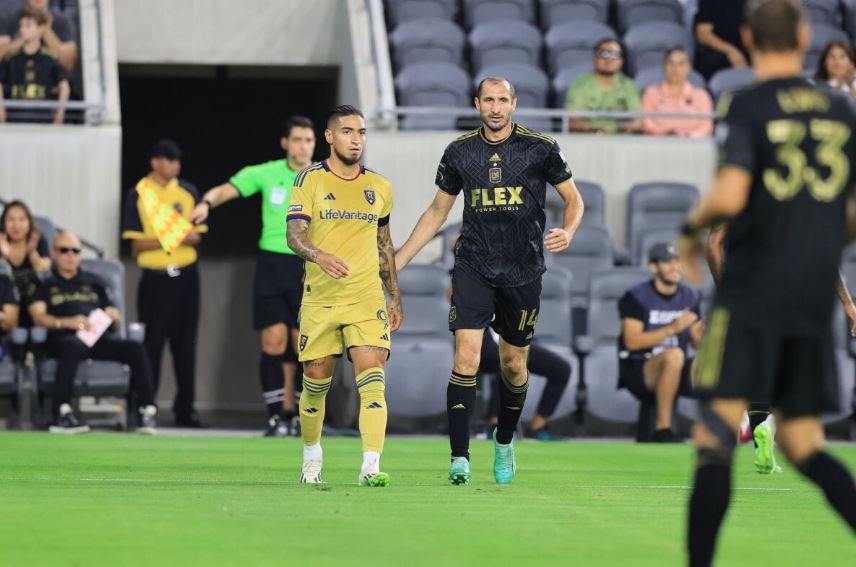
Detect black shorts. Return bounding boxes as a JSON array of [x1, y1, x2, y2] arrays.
[[253, 251, 304, 330], [695, 307, 840, 419], [449, 265, 541, 347], [619, 356, 695, 403]]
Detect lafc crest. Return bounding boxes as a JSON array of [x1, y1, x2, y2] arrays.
[[489, 167, 502, 183]]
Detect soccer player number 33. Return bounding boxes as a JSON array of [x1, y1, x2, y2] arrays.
[[763, 118, 851, 202]]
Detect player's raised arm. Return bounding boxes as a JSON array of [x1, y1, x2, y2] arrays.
[[191, 182, 239, 225], [394, 188, 458, 270], [377, 224, 403, 332], [545, 178, 584, 253], [286, 218, 349, 279]]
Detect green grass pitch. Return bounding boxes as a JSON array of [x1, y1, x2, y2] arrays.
[[1, 433, 854, 566]]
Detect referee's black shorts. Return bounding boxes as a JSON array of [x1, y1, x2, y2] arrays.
[[695, 307, 840, 419], [253, 251, 304, 330], [449, 264, 541, 347]]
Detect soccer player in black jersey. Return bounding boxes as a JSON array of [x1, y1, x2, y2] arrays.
[[679, 2, 856, 564], [395, 77, 584, 485]]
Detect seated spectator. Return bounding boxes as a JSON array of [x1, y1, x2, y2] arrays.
[[482, 329, 571, 441], [0, 0, 77, 72], [565, 38, 641, 134], [0, 268, 20, 334], [814, 40, 856, 102], [0, 199, 50, 327], [641, 47, 713, 138], [0, 5, 69, 124], [694, 0, 748, 79], [618, 243, 703, 442], [28, 231, 158, 435]]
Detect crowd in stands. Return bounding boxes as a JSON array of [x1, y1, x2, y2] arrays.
[[389, 0, 856, 135], [0, 0, 78, 124]]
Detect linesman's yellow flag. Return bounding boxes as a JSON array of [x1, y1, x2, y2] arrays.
[[135, 178, 194, 254]]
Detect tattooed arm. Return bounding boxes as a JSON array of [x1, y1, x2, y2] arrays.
[[287, 219, 350, 279], [378, 223, 403, 332]]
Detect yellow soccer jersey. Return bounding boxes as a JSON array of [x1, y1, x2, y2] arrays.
[[287, 160, 393, 306]]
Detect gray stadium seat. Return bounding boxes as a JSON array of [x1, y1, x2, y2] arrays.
[[551, 62, 593, 107], [623, 22, 694, 75], [469, 20, 542, 71], [545, 21, 616, 75], [804, 0, 842, 26], [475, 63, 551, 132], [437, 221, 463, 271], [575, 268, 652, 425], [546, 225, 614, 308], [395, 62, 470, 130], [617, 0, 684, 33], [386, 0, 457, 26], [523, 266, 579, 421], [463, 0, 535, 27], [708, 67, 755, 103], [34, 215, 57, 249], [634, 66, 707, 92], [625, 181, 699, 256], [384, 264, 453, 417], [540, 0, 609, 28], [390, 18, 466, 69], [545, 179, 605, 227], [33, 259, 136, 429], [805, 23, 850, 73]]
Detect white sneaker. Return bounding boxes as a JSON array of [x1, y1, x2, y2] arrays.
[[300, 457, 323, 484]]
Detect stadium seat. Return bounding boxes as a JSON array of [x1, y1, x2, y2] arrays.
[[32, 259, 137, 429], [546, 225, 614, 308], [708, 67, 755, 103], [616, 0, 684, 33], [634, 66, 707, 93], [805, 22, 850, 73], [463, 0, 536, 27], [804, 0, 842, 26], [575, 268, 652, 426], [539, 0, 609, 28], [824, 304, 856, 424], [395, 62, 471, 130], [384, 264, 453, 417], [551, 62, 593, 107], [469, 20, 543, 71], [545, 179, 605, 227], [545, 21, 616, 75], [625, 182, 699, 259], [389, 18, 466, 69], [385, 0, 457, 27], [522, 266, 579, 421], [475, 63, 551, 131], [34, 215, 57, 249], [623, 22, 693, 75]]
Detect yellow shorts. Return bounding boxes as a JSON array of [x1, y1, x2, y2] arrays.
[[297, 299, 391, 362]]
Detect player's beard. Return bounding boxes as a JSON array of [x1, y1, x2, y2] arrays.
[[482, 112, 510, 133], [333, 146, 362, 166]]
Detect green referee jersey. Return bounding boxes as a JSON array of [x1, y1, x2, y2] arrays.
[[230, 159, 301, 254]]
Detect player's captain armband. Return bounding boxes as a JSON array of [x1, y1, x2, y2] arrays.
[[288, 205, 303, 213]]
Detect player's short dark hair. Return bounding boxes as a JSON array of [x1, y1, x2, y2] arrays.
[[745, 0, 804, 53], [326, 105, 364, 129], [476, 77, 516, 100], [19, 5, 48, 26], [593, 38, 622, 56], [283, 116, 314, 138]]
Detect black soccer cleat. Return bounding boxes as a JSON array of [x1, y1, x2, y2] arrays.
[[263, 414, 289, 437]]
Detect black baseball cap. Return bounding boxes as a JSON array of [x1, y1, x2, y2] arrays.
[[648, 242, 678, 263], [150, 139, 183, 160]]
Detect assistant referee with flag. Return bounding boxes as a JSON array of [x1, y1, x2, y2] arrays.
[[122, 139, 207, 428]]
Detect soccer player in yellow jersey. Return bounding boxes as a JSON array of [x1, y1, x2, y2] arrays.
[[286, 105, 401, 486]]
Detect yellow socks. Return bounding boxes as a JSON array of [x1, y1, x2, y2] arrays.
[[355, 367, 387, 453], [299, 375, 332, 446]]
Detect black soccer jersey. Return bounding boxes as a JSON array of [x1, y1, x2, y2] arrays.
[[435, 124, 573, 287], [33, 269, 114, 323], [715, 77, 856, 336]]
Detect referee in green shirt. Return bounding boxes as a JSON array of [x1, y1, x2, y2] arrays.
[[192, 116, 316, 436]]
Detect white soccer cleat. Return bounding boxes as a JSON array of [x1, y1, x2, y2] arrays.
[[359, 453, 389, 486], [300, 457, 323, 484]]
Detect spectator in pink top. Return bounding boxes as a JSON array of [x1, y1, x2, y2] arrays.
[[641, 48, 713, 138]]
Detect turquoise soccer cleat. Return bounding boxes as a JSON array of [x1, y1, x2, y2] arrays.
[[492, 429, 516, 485], [448, 456, 471, 485]]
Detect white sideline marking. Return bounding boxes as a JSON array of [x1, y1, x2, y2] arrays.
[[0, 477, 796, 491]]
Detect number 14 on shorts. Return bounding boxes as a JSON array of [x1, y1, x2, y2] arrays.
[[517, 308, 539, 331]]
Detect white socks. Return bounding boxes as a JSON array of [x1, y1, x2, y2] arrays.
[[304, 443, 322, 461]]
